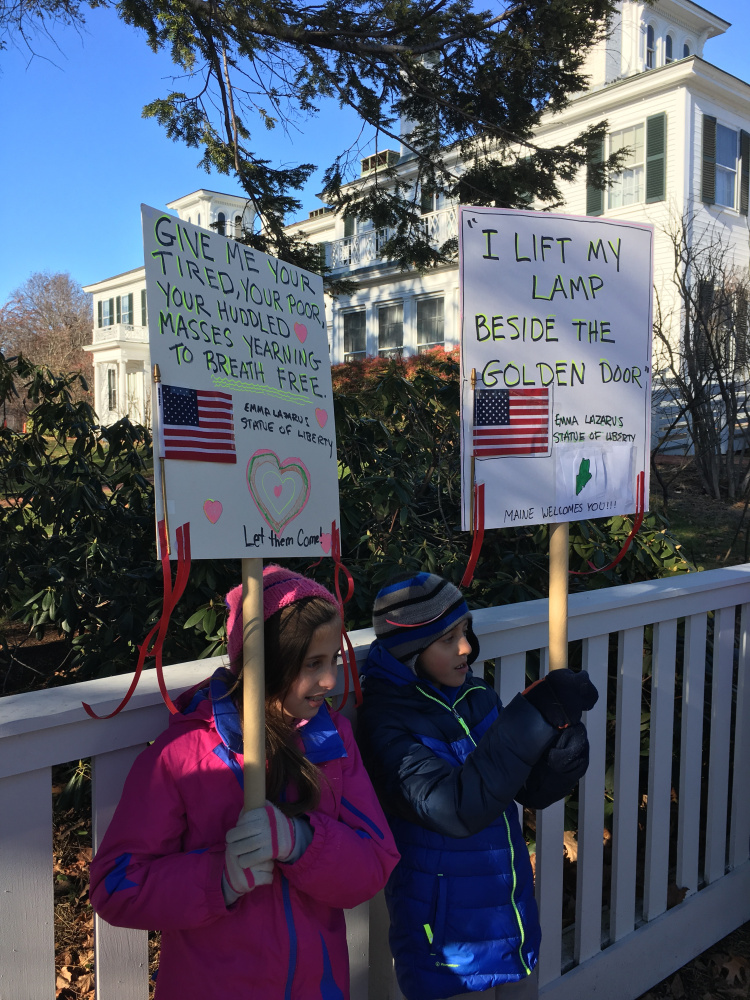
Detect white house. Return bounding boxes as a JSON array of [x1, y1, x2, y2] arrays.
[[82, 190, 254, 423], [83, 0, 749, 421], [287, 0, 749, 365]]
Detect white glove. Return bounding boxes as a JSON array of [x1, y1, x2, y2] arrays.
[[222, 852, 274, 899], [225, 801, 296, 874]]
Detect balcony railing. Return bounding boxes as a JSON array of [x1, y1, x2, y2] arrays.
[[330, 207, 458, 270], [91, 324, 149, 345]]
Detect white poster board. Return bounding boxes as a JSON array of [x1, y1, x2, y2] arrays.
[[142, 205, 340, 559], [460, 207, 653, 530]]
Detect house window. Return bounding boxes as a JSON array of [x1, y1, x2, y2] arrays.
[[646, 24, 655, 68], [378, 303, 403, 357], [343, 311, 366, 361], [107, 368, 117, 411], [344, 215, 355, 239], [420, 187, 440, 215], [716, 124, 738, 208], [702, 116, 749, 214], [417, 298, 444, 351], [217, 212, 226, 236], [98, 298, 115, 328], [141, 289, 147, 327], [608, 124, 645, 208], [235, 215, 243, 238], [119, 293, 133, 326], [683, 42, 690, 58], [665, 34, 673, 63]]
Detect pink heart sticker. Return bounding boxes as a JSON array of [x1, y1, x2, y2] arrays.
[[203, 499, 223, 524], [294, 322, 308, 344], [320, 532, 332, 554], [274, 485, 283, 498], [315, 408, 328, 428]]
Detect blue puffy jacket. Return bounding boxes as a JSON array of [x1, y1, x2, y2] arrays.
[[357, 641, 561, 1000]]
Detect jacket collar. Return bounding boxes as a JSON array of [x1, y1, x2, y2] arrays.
[[207, 667, 347, 763], [363, 640, 417, 687], [364, 639, 472, 705]]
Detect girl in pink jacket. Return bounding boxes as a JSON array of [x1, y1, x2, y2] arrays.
[[90, 565, 399, 1000]]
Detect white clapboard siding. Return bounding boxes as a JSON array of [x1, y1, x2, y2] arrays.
[[1, 568, 750, 1000]]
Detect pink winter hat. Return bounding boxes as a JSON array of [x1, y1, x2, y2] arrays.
[[225, 565, 339, 666]]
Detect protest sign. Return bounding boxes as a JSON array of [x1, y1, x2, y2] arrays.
[[141, 205, 340, 560], [459, 207, 653, 530]]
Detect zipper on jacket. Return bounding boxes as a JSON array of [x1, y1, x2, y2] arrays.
[[416, 686, 478, 748], [503, 812, 532, 976]]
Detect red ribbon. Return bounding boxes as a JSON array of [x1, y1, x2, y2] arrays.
[[83, 520, 192, 719], [569, 471, 646, 576], [460, 482, 485, 588], [329, 520, 361, 710]]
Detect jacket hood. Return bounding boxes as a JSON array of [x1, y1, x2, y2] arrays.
[[362, 640, 421, 687]]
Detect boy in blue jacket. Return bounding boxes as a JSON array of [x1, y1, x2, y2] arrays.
[[357, 573, 597, 1000]]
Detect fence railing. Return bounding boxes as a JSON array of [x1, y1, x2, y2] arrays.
[[329, 207, 458, 270], [1, 565, 749, 999], [91, 324, 149, 344]]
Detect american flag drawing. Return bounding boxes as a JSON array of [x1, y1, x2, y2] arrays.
[[473, 387, 551, 458], [158, 384, 236, 464]]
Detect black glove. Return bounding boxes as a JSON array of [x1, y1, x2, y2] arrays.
[[523, 668, 598, 729], [517, 723, 590, 810]]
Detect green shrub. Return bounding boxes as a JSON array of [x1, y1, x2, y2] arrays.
[[0, 350, 695, 689]]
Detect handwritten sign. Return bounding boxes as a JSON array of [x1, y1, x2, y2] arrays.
[[141, 204, 340, 559], [459, 208, 653, 530]]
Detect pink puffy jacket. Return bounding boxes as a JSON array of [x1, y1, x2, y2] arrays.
[[90, 670, 399, 999]]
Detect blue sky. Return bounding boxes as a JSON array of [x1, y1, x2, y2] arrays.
[[0, 0, 748, 303]]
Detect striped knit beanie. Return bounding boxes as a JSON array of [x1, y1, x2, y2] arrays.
[[372, 573, 479, 671], [225, 565, 338, 669]]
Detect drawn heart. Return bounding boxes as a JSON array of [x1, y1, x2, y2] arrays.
[[320, 532, 332, 554], [294, 322, 308, 344], [247, 449, 311, 535], [315, 408, 328, 428], [203, 499, 223, 524]]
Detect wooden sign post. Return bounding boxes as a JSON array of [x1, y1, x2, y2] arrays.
[[242, 557, 266, 810], [548, 523, 569, 672]]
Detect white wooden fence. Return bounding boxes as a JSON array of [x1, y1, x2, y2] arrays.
[[1, 565, 749, 1000]]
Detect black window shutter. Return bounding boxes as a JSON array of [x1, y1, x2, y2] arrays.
[[646, 113, 667, 203], [586, 137, 604, 217], [141, 289, 147, 326], [702, 114, 716, 205], [740, 130, 750, 217], [116, 296, 121, 324], [97, 301, 102, 328]]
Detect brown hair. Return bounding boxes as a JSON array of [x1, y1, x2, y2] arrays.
[[231, 596, 340, 817]]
